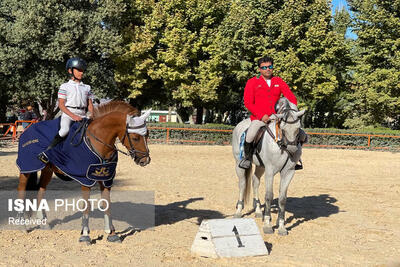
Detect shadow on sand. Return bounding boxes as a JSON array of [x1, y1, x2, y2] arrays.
[[243, 194, 339, 232], [41, 197, 224, 228], [0, 151, 18, 156], [284, 194, 339, 231]]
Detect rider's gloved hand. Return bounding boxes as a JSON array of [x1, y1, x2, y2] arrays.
[[261, 114, 270, 123], [71, 114, 83, 121]]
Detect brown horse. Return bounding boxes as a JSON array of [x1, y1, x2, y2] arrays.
[[16, 101, 151, 244]]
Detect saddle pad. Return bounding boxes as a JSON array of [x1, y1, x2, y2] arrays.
[[239, 131, 246, 160], [17, 118, 61, 173], [16, 118, 117, 188]]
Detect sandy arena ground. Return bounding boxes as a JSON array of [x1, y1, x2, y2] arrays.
[[0, 143, 399, 266]]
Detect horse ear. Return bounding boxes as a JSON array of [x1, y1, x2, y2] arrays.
[[294, 109, 306, 118], [140, 109, 152, 120], [126, 114, 133, 124]]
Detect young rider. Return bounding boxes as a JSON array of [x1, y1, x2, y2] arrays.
[[38, 57, 94, 163]]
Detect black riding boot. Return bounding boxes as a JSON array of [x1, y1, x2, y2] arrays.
[[37, 134, 65, 164], [295, 129, 307, 170], [239, 141, 253, 169], [295, 159, 303, 170]]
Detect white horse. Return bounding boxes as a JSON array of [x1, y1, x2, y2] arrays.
[[232, 97, 306, 235]]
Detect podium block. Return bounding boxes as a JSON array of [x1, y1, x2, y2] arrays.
[[191, 218, 268, 258]]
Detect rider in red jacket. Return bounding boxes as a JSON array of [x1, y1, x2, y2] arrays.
[[244, 75, 297, 121], [239, 56, 299, 169]]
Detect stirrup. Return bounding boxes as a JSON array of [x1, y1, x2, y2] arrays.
[[37, 152, 49, 164], [295, 160, 303, 170], [295, 164, 303, 170], [238, 158, 251, 169]]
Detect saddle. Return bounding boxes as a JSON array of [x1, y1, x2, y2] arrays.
[[253, 122, 281, 153], [249, 122, 306, 170]]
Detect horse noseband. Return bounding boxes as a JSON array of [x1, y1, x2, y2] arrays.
[[281, 108, 301, 124], [121, 124, 150, 161], [281, 134, 299, 147], [279, 108, 301, 147]]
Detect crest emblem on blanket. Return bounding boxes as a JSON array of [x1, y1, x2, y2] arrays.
[[87, 162, 117, 181], [93, 167, 110, 177]]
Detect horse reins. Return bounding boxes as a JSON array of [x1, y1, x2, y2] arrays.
[[120, 124, 150, 160], [266, 108, 301, 150], [85, 122, 149, 161]]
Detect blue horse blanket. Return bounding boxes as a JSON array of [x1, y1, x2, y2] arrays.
[[16, 118, 117, 187]]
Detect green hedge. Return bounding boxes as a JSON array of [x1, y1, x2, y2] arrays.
[[304, 127, 400, 151], [147, 122, 234, 130], [148, 123, 233, 145], [304, 127, 400, 135], [147, 123, 400, 150]]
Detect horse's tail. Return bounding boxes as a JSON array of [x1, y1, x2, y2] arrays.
[[26, 172, 39, 191], [244, 165, 253, 205]]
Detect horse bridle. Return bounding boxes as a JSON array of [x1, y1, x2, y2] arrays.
[[277, 108, 301, 147], [86, 121, 150, 161], [120, 123, 150, 161], [281, 108, 301, 124]]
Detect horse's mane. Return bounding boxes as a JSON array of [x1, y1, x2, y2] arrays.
[[92, 100, 139, 119]]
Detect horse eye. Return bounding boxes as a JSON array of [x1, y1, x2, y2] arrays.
[[128, 134, 140, 141]]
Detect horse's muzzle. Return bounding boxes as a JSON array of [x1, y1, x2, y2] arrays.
[[135, 156, 151, 167]]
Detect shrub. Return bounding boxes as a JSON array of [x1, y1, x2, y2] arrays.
[[147, 123, 400, 151]]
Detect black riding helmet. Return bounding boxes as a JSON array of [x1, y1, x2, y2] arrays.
[[66, 57, 87, 80]]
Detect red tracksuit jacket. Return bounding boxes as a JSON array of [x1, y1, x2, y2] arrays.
[[244, 76, 297, 121]]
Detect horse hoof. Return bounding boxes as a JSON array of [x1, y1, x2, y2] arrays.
[[107, 235, 122, 243], [79, 235, 91, 245], [255, 212, 263, 218], [263, 226, 274, 234], [233, 213, 242, 218], [278, 228, 288, 236]]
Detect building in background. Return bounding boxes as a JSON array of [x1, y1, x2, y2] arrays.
[[142, 110, 177, 123]]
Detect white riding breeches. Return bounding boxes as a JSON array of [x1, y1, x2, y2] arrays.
[[58, 109, 86, 137], [245, 120, 267, 143]]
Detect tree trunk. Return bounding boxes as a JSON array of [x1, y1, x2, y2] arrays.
[[189, 112, 194, 124], [195, 107, 203, 124], [204, 109, 214, 123], [223, 111, 230, 123], [0, 95, 7, 122], [176, 106, 190, 123], [40, 97, 59, 120], [168, 106, 172, 122], [216, 111, 223, 123], [176, 113, 183, 123]]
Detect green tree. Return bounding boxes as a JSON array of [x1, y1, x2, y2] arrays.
[[210, 0, 352, 127], [0, 0, 126, 119], [208, 0, 280, 124], [333, 6, 352, 36], [346, 0, 400, 128], [327, 5, 355, 128], [115, 0, 229, 123], [113, 0, 164, 109]]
